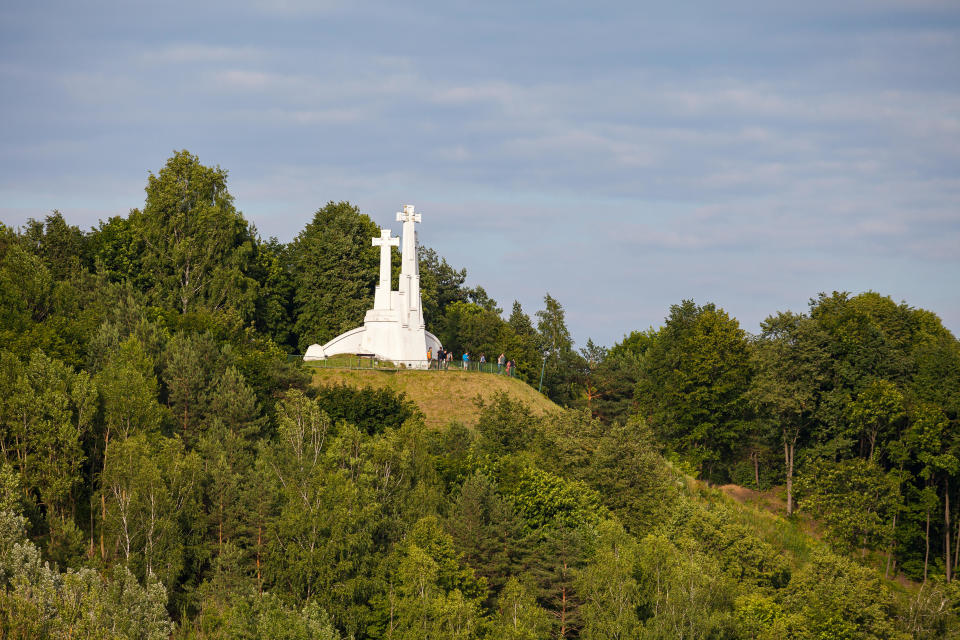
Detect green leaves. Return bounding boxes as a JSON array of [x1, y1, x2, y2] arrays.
[[1, 465, 173, 639], [575, 520, 642, 640], [846, 380, 906, 461], [797, 459, 900, 555], [637, 300, 753, 481], [287, 201, 379, 352], [0, 350, 94, 519], [100, 433, 202, 589], [491, 576, 551, 640], [137, 150, 260, 318]]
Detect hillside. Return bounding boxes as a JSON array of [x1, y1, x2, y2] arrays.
[[312, 368, 825, 565], [309, 368, 559, 428]]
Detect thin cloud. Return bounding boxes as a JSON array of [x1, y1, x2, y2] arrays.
[[140, 44, 266, 65]]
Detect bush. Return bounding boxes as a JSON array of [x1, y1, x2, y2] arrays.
[[311, 383, 419, 434]]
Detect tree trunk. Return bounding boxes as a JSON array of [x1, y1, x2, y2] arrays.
[[924, 508, 931, 583], [955, 501, 960, 570], [885, 510, 898, 579], [89, 496, 95, 559], [100, 427, 109, 560], [946, 477, 952, 582], [560, 581, 567, 639], [752, 451, 760, 490], [784, 434, 795, 516], [257, 522, 262, 593], [100, 493, 106, 559]]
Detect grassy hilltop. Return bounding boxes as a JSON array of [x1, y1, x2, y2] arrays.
[[309, 368, 558, 428]]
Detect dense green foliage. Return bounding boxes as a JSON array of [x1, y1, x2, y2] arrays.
[[620, 293, 960, 590], [2, 151, 958, 638]]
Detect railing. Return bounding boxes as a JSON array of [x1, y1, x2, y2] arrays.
[[288, 354, 517, 376]]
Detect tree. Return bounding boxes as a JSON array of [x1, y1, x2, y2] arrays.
[[380, 516, 485, 640], [96, 337, 163, 443], [908, 403, 958, 582], [0, 244, 54, 359], [527, 524, 591, 638], [0, 350, 95, 523], [446, 471, 534, 603], [846, 379, 906, 462], [749, 311, 830, 515], [575, 520, 641, 640], [419, 247, 468, 332], [100, 434, 202, 591], [588, 341, 642, 425], [638, 300, 753, 481], [250, 236, 296, 350], [475, 393, 542, 456], [634, 534, 736, 639], [796, 458, 900, 556], [0, 464, 173, 639], [211, 593, 343, 639], [19, 211, 89, 279], [288, 201, 380, 352], [206, 365, 264, 440], [263, 391, 382, 634], [134, 150, 259, 318], [778, 550, 908, 639], [88, 214, 142, 286], [312, 383, 418, 436], [504, 301, 542, 382], [491, 576, 552, 640], [466, 285, 502, 315], [94, 337, 163, 559], [436, 301, 509, 360], [536, 294, 582, 405], [536, 294, 572, 370], [162, 331, 220, 443]]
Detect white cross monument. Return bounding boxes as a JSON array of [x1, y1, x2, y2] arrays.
[[303, 204, 443, 366]]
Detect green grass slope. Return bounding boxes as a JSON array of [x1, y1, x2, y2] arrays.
[[309, 368, 559, 429]]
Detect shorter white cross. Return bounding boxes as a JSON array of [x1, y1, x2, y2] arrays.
[[372, 228, 399, 291]]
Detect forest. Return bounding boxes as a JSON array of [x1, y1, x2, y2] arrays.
[[1, 150, 959, 639]]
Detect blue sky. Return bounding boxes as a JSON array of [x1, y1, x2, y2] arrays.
[[2, 1, 958, 347]]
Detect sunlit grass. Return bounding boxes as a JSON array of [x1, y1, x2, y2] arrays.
[[309, 368, 559, 429]]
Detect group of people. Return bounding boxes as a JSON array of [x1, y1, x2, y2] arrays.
[[427, 348, 515, 375]]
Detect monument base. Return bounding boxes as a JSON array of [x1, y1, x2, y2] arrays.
[[306, 323, 442, 368]]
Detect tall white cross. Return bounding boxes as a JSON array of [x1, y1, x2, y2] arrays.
[[396, 203, 421, 224], [396, 204, 421, 278], [372, 228, 399, 293]]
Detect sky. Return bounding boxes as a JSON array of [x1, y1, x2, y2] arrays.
[[1, 1, 958, 347]]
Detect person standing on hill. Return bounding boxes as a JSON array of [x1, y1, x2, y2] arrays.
[[446, 350, 453, 369], [497, 353, 505, 374], [462, 352, 470, 370], [505, 359, 513, 376], [479, 353, 486, 371], [427, 347, 433, 369], [437, 347, 444, 370]]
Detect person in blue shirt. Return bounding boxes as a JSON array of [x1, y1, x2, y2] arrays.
[[462, 352, 469, 370]]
